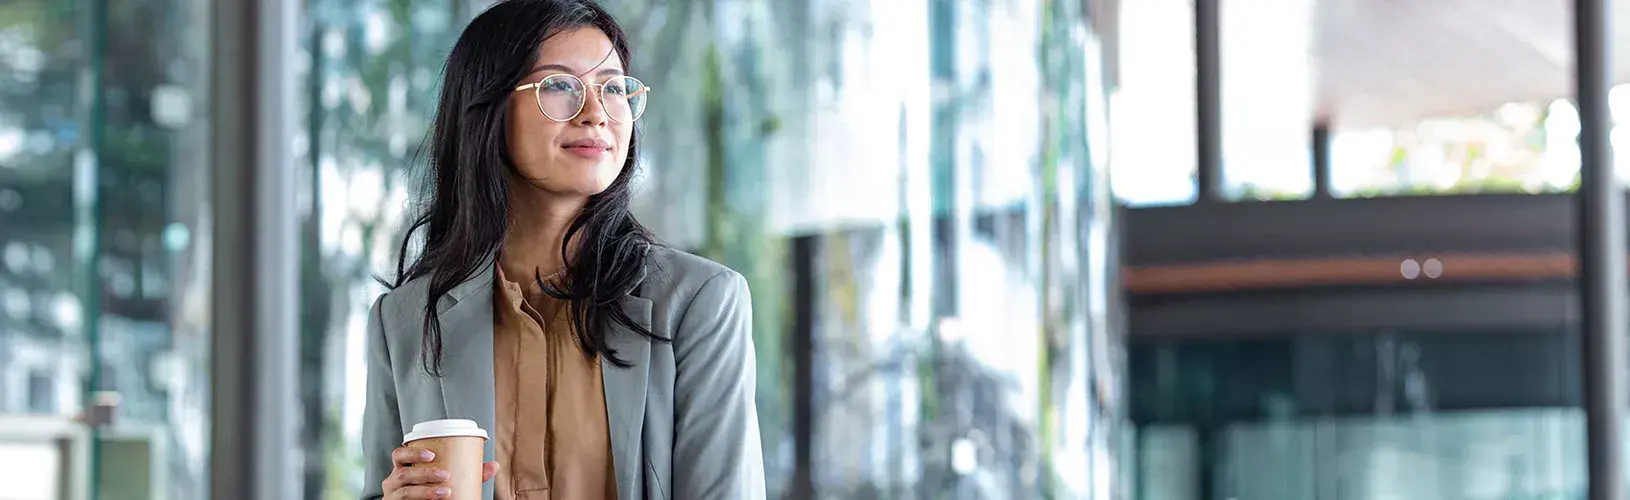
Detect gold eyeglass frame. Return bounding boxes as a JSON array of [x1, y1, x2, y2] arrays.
[[513, 74, 652, 123]]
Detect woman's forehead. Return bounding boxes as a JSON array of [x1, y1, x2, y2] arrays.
[[536, 28, 622, 73]]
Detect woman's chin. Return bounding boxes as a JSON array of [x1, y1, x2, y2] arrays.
[[549, 179, 615, 197], [557, 155, 623, 178]]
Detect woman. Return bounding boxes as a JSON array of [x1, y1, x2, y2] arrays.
[[359, 1, 764, 499]]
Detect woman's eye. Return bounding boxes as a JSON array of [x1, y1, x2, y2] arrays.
[[542, 80, 576, 93]]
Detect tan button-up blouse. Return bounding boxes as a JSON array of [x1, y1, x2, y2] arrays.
[[492, 267, 616, 500]]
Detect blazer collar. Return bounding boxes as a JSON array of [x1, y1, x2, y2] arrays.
[[438, 255, 652, 312], [437, 258, 498, 314]]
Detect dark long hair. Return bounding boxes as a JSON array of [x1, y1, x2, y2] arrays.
[[388, 0, 660, 376]]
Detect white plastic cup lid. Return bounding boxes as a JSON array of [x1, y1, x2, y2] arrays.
[[403, 419, 489, 444]]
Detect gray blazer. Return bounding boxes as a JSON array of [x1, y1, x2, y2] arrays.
[[359, 248, 766, 499]]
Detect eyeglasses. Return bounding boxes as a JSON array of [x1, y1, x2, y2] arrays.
[[513, 74, 651, 123]]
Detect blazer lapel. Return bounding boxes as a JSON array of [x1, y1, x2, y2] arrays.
[[434, 264, 498, 465], [603, 295, 653, 500], [430, 258, 649, 499]]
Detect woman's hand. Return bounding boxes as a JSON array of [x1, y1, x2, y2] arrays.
[[381, 447, 500, 499]]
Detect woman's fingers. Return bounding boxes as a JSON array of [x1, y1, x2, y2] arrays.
[[392, 447, 435, 468], [397, 466, 451, 485], [382, 465, 447, 493], [389, 485, 452, 499], [384, 449, 487, 498]]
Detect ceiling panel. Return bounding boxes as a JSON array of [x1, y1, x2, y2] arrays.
[[1317, 0, 1630, 128]]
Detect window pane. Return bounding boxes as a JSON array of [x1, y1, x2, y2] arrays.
[[1218, 0, 1315, 200], [0, 0, 87, 426], [96, 0, 215, 496], [1111, 0, 1198, 206], [1, 0, 215, 498], [297, 0, 467, 496]]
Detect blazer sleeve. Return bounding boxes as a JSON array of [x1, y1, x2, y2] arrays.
[[360, 294, 400, 500], [671, 270, 767, 499]]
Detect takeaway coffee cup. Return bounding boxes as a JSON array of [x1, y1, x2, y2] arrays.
[[403, 419, 489, 500]]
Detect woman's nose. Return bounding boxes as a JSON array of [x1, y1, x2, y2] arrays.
[[576, 86, 609, 125]]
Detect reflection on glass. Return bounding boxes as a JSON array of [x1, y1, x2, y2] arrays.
[[0, 0, 85, 422], [1, 0, 213, 498]]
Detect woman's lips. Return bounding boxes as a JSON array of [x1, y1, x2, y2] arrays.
[[563, 145, 610, 158], [562, 138, 612, 158]]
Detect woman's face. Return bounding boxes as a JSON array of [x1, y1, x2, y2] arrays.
[[506, 28, 631, 198]]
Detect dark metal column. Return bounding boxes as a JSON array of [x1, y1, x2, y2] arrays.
[[209, 0, 301, 497], [788, 234, 817, 500], [1575, 0, 1626, 496], [76, 0, 107, 495], [1311, 122, 1332, 199], [1196, 424, 1221, 500], [1194, 0, 1223, 202]]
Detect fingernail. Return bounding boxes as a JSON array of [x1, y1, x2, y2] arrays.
[[435, 488, 451, 497], [420, 450, 434, 461], [435, 469, 450, 480]]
